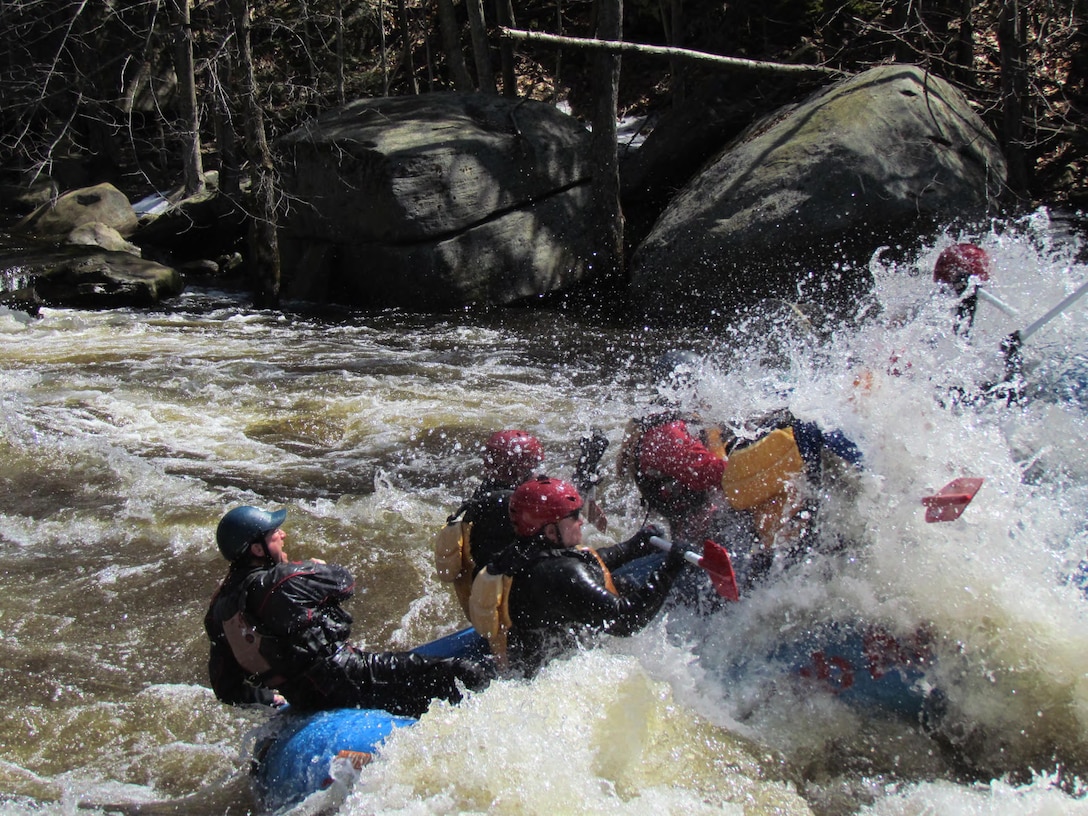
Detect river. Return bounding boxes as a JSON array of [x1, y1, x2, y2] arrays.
[[2, 208, 1088, 815]]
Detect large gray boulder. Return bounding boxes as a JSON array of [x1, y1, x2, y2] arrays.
[[631, 64, 1007, 314], [277, 93, 596, 308]]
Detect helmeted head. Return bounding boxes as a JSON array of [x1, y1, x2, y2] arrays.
[[482, 430, 544, 484], [509, 476, 583, 537], [216, 505, 287, 561], [933, 243, 991, 294]]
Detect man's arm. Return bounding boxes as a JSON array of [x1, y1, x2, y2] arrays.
[[538, 551, 684, 637]]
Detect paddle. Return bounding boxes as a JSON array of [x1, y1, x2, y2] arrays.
[[975, 287, 1019, 317], [574, 428, 609, 532], [1018, 277, 1088, 342], [648, 535, 740, 601], [989, 277, 1088, 402], [921, 477, 983, 523]]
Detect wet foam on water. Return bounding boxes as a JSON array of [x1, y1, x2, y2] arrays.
[[343, 649, 811, 816]]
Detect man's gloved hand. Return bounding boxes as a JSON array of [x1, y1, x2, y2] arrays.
[[450, 656, 496, 692], [664, 539, 690, 570], [639, 522, 666, 542], [575, 429, 609, 492], [629, 522, 667, 556]]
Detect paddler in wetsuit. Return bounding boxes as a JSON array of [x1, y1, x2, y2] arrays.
[[932, 242, 1025, 404], [205, 505, 494, 717], [467, 476, 681, 677], [933, 241, 993, 338], [617, 351, 729, 542], [434, 430, 545, 618], [861, 242, 1024, 406]]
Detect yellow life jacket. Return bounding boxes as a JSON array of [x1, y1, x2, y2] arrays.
[[702, 426, 729, 460], [468, 568, 514, 667], [721, 426, 809, 551], [721, 426, 804, 511], [433, 519, 475, 618]]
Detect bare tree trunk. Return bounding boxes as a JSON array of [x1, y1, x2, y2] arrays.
[[667, 0, 684, 103], [589, 0, 623, 285], [166, 0, 204, 196], [890, 1, 913, 63], [228, 0, 281, 306], [397, 0, 418, 94], [299, 0, 318, 106], [495, 0, 517, 96], [426, 29, 435, 90], [953, 0, 976, 88], [209, 7, 240, 197], [998, 0, 1030, 197], [466, 0, 496, 93], [552, 0, 562, 103], [436, 0, 474, 89], [379, 0, 390, 96]]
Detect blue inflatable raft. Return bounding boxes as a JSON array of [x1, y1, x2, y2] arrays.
[[249, 620, 936, 811], [250, 627, 486, 812]]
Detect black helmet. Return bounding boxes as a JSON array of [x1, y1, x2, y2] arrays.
[[216, 505, 287, 561]]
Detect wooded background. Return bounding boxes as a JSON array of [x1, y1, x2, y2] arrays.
[[0, 1, 1084, 302], [2, 0, 1083, 201]]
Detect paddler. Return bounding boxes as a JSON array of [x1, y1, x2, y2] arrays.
[[466, 475, 677, 676], [927, 242, 1025, 404], [933, 241, 992, 338], [619, 351, 863, 592], [433, 429, 545, 619], [205, 505, 494, 717]]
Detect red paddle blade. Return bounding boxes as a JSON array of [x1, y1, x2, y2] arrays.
[[922, 477, 984, 523], [699, 539, 740, 602], [586, 500, 608, 533]]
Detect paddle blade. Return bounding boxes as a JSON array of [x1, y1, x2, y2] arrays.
[[586, 500, 608, 533], [922, 477, 983, 523], [699, 539, 740, 602]]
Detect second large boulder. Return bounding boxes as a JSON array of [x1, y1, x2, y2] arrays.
[[630, 64, 1008, 315]]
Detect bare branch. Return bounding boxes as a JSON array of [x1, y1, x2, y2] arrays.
[[498, 26, 850, 77]]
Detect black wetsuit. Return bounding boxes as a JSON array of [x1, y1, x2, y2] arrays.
[[205, 558, 491, 717], [493, 533, 685, 676]]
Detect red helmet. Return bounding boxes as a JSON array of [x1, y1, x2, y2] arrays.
[[483, 430, 544, 482], [509, 476, 583, 537], [933, 243, 991, 290]]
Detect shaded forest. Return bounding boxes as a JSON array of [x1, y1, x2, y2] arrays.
[[1, 1, 1085, 219]]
